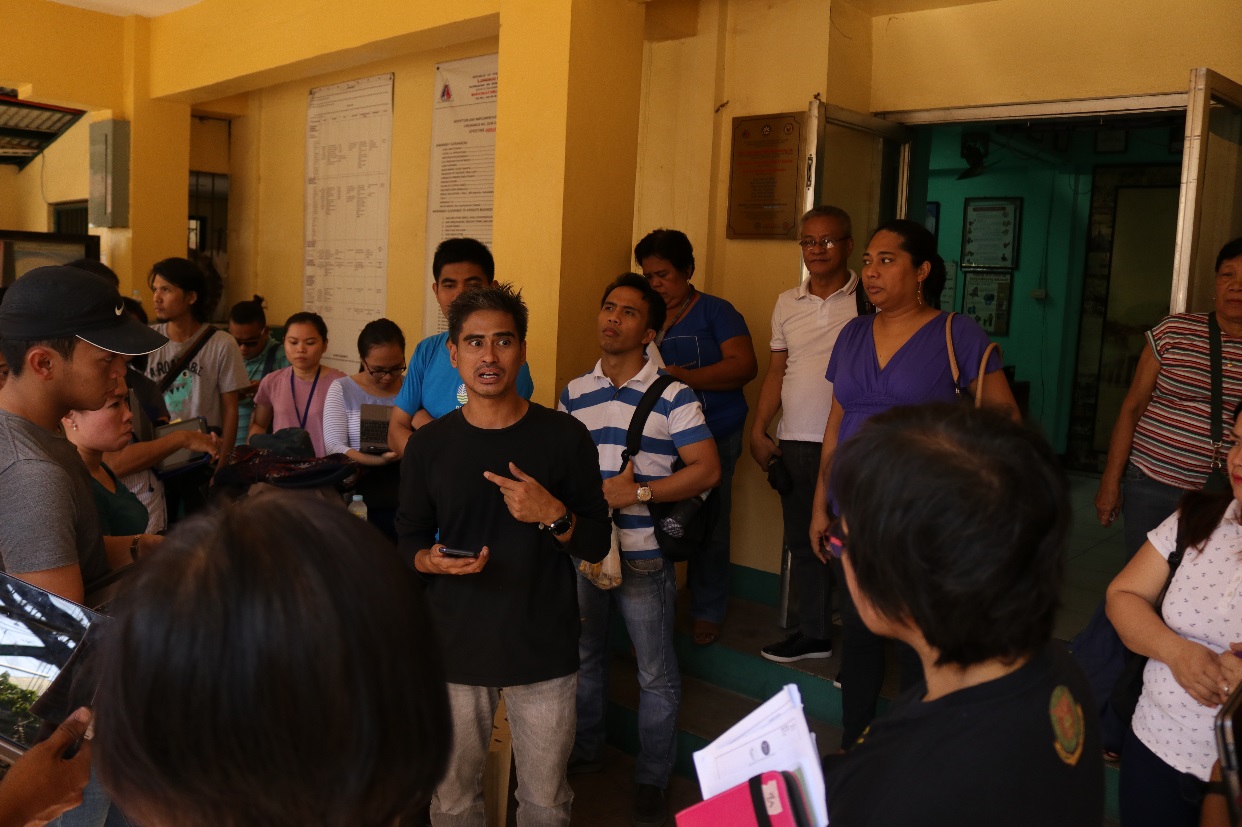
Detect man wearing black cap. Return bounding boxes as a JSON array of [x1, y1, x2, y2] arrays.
[[0, 265, 168, 603]]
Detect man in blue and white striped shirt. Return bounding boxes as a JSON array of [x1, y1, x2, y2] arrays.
[[558, 273, 718, 826]]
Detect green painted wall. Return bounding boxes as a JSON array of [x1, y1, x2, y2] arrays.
[[917, 122, 1182, 453]]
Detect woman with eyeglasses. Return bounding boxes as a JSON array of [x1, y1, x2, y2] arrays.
[[322, 318, 406, 538], [809, 218, 1020, 750], [636, 229, 758, 647], [322, 318, 407, 465]]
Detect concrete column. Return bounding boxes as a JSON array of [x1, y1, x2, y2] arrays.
[[116, 16, 191, 297], [492, 0, 646, 402]]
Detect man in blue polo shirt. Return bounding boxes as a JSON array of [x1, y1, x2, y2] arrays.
[[558, 273, 719, 827], [388, 238, 534, 456]]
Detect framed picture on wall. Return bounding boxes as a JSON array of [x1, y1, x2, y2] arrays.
[[961, 268, 1013, 336], [961, 197, 1022, 270]]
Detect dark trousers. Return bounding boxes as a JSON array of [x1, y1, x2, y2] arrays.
[[1120, 461, 1187, 560], [1119, 727, 1204, 827], [835, 558, 924, 748], [778, 441, 833, 640]]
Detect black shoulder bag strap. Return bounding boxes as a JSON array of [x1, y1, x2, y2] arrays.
[[622, 374, 676, 472], [1208, 311, 1226, 479], [158, 326, 219, 394], [1158, 513, 1191, 617], [262, 338, 280, 375]]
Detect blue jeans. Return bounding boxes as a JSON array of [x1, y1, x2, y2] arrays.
[[1121, 462, 1188, 559], [432, 674, 577, 827], [573, 558, 680, 788], [689, 428, 742, 624], [778, 440, 833, 640]]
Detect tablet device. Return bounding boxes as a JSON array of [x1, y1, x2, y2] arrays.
[[154, 416, 211, 475], [358, 404, 393, 454], [0, 573, 104, 765], [1217, 682, 1242, 825]]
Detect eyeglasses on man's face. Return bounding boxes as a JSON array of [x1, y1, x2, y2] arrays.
[[799, 236, 847, 251]]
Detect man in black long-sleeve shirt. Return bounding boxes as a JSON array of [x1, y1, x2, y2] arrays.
[[397, 284, 610, 827]]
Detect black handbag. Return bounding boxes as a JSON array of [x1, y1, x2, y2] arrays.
[[624, 375, 717, 562]]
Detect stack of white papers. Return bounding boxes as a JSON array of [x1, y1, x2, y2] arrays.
[[691, 684, 828, 826]]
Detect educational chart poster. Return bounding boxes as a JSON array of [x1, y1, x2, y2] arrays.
[[960, 198, 1022, 270], [962, 269, 1013, 336], [304, 73, 394, 372], [424, 54, 498, 336]]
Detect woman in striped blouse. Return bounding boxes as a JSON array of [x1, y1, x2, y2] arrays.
[[1095, 237, 1242, 556]]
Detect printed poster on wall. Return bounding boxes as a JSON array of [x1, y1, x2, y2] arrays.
[[961, 198, 1022, 270], [423, 54, 498, 336], [962, 269, 1013, 336], [304, 73, 394, 372]]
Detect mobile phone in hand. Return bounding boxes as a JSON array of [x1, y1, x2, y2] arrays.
[[438, 547, 481, 559], [1215, 683, 1242, 825]]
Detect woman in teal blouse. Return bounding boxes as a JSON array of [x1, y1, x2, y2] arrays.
[[64, 392, 163, 565]]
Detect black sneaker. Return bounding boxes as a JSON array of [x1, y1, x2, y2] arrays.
[[633, 783, 668, 827], [761, 633, 833, 663]]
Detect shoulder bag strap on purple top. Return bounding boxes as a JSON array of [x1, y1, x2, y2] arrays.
[[944, 312, 1000, 409]]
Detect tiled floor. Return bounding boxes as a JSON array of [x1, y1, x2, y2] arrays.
[[1059, 470, 1128, 642]]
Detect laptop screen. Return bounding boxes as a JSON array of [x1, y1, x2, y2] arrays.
[[0, 573, 103, 762]]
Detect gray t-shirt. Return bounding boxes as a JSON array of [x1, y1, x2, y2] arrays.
[[145, 324, 250, 427], [0, 410, 109, 584]]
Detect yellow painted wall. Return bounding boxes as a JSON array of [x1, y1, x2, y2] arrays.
[[148, 0, 500, 103], [636, 0, 834, 575], [827, 0, 872, 112], [870, 0, 1242, 112], [227, 37, 501, 350], [0, 168, 18, 229], [491, 0, 645, 396], [190, 117, 231, 174], [0, 0, 123, 111]]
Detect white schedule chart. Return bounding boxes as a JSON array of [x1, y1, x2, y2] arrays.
[[423, 54, 498, 336], [304, 73, 393, 371]]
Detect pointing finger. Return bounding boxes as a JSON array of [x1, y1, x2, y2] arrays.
[[483, 471, 516, 489]]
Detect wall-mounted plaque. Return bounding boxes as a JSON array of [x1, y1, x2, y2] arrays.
[[726, 112, 804, 239], [961, 197, 1022, 270]]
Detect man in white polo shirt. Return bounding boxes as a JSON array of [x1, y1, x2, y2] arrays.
[[750, 205, 865, 662]]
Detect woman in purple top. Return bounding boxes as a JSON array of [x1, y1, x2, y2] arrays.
[[638, 229, 758, 646], [809, 219, 1020, 748]]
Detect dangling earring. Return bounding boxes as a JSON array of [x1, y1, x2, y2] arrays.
[[70, 419, 78, 431], [917, 287, 924, 306]]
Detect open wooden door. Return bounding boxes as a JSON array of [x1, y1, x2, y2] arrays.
[[800, 98, 910, 281], [1171, 68, 1242, 312]]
